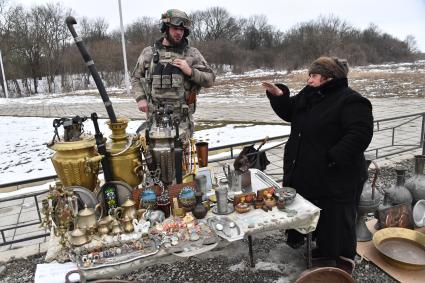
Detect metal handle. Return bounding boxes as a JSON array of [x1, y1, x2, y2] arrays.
[[65, 269, 85, 283], [65, 16, 117, 123]]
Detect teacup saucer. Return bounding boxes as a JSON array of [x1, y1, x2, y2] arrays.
[[212, 204, 235, 215]]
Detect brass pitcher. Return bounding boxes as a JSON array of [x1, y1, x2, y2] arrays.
[[48, 136, 102, 191], [114, 198, 137, 220], [77, 204, 103, 231], [106, 117, 144, 188]]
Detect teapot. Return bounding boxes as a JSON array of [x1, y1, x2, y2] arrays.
[[110, 219, 123, 235], [122, 216, 134, 233], [76, 204, 103, 231], [97, 219, 110, 235], [69, 226, 89, 246], [114, 198, 137, 220]]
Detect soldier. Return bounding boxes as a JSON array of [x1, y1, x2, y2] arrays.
[[131, 9, 215, 139]]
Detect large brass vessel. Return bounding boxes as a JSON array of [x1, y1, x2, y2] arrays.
[[48, 135, 102, 191], [106, 117, 143, 188]]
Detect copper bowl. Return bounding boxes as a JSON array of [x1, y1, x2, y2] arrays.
[[373, 227, 425, 270], [294, 267, 355, 283]]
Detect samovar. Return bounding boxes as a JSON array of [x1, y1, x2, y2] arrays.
[[106, 117, 143, 188], [48, 117, 102, 191], [146, 107, 177, 185]]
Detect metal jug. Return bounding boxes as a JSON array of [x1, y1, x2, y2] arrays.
[[406, 155, 425, 203], [223, 165, 242, 192], [356, 159, 381, 241], [387, 167, 413, 205]]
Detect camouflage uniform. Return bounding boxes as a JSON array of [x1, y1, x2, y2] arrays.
[[131, 38, 215, 138]]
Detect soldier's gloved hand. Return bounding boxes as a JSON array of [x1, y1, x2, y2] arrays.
[[137, 99, 149, 113], [172, 59, 192, 76]]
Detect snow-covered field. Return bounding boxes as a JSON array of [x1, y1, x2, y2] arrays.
[[0, 116, 289, 185]]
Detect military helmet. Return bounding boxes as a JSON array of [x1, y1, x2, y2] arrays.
[[160, 9, 191, 36]]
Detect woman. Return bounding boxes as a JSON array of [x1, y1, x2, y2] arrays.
[[262, 57, 373, 274]]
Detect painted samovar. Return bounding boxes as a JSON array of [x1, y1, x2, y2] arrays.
[[106, 117, 143, 188], [48, 116, 102, 191]]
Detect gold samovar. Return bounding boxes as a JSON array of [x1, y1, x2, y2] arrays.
[[48, 117, 102, 191], [106, 117, 144, 188]]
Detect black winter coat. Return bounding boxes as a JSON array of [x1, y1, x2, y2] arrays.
[[267, 78, 373, 202]]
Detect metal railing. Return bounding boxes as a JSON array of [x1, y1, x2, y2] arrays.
[[1, 111, 424, 246]]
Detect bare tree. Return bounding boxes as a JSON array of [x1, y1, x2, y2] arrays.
[[191, 7, 241, 41], [31, 3, 70, 93]]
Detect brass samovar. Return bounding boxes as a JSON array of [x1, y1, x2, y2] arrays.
[[106, 117, 143, 188], [48, 117, 102, 191]]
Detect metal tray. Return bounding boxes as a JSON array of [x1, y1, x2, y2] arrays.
[[207, 216, 243, 241], [373, 227, 425, 270]]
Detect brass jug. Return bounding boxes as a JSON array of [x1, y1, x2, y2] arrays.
[[77, 204, 103, 231], [48, 135, 102, 191], [114, 198, 137, 220], [106, 117, 143, 188]]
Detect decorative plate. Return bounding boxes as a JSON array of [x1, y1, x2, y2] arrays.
[[178, 186, 196, 209], [96, 181, 132, 209]]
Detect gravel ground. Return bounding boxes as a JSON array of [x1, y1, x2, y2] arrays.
[[0, 158, 417, 283]]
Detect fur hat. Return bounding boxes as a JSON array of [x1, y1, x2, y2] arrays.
[[308, 57, 349, 79]]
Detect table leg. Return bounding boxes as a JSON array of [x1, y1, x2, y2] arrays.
[[248, 234, 255, 267], [306, 232, 312, 269]]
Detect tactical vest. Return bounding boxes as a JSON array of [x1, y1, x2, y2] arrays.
[[145, 45, 193, 114], [144, 44, 194, 137]]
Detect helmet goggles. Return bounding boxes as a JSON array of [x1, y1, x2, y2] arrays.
[[163, 17, 191, 29]]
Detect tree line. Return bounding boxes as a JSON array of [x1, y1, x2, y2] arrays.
[[0, 2, 420, 97]]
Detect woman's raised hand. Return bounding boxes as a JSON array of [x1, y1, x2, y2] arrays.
[[261, 82, 284, 96]]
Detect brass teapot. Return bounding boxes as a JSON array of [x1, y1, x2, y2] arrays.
[[122, 216, 135, 233], [114, 198, 137, 220], [97, 219, 110, 235], [69, 226, 89, 246], [76, 204, 103, 231], [110, 219, 123, 235]]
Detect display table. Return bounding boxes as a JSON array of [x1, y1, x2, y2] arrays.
[[203, 193, 320, 268], [41, 170, 321, 281]]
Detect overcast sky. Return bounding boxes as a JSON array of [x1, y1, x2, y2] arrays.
[[17, 0, 425, 52]]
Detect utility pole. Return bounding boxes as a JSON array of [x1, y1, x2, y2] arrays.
[[0, 50, 8, 98], [118, 0, 130, 96]]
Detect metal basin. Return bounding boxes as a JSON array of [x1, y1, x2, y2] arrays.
[[373, 227, 425, 270], [294, 267, 355, 283]]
